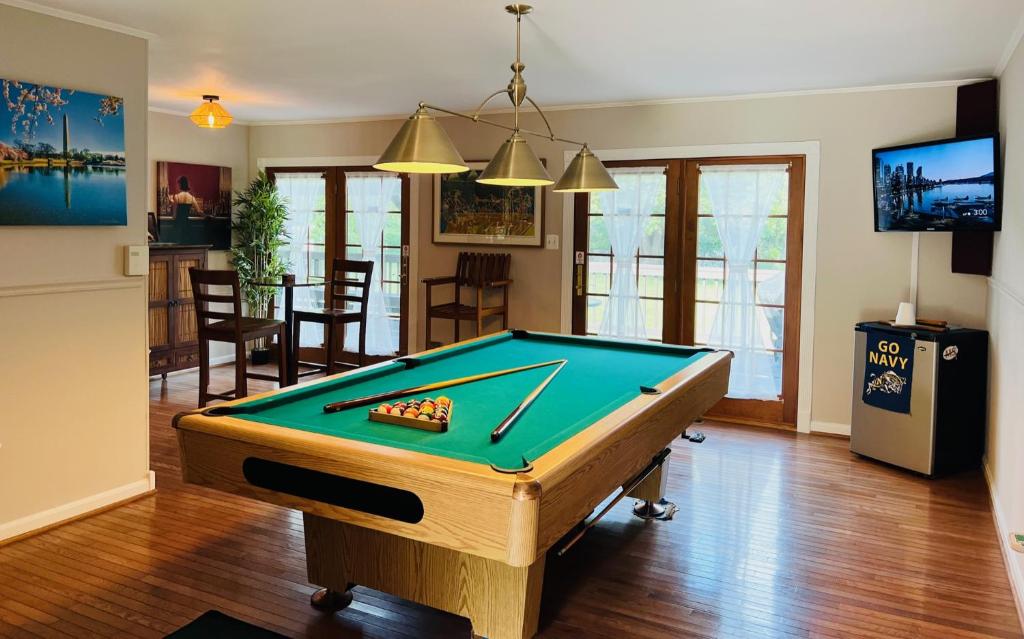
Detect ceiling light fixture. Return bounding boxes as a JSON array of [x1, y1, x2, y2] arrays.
[[374, 4, 618, 193], [190, 94, 233, 129]]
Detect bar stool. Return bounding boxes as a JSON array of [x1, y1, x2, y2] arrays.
[[293, 259, 374, 375], [189, 268, 288, 407]]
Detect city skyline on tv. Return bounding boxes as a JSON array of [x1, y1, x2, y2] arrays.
[[874, 137, 994, 183], [873, 135, 999, 232]]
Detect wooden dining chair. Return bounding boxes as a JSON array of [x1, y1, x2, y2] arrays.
[[423, 252, 512, 347], [293, 259, 374, 375], [188, 268, 288, 407]]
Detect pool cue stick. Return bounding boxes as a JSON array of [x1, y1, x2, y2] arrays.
[[322, 359, 566, 414], [490, 359, 568, 443], [556, 448, 671, 557]]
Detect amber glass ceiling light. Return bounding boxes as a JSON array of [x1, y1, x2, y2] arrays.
[[190, 95, 232, 129], [374, 4, 617, 192]]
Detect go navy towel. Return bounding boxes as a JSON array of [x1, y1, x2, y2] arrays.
[[862, 330, 915, 414]]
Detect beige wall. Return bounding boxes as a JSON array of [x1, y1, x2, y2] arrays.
[[250, 84, 988, 431], [988, 37, 1024, 620], [0, 6, 151, 537], [147, 111, 249, 359]]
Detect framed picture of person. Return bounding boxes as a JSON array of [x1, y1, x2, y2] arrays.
[[433, 161, 544, 246], [156, 161, 232, 249]]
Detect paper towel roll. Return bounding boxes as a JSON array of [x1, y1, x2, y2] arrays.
[[894, 302, 917, 327]]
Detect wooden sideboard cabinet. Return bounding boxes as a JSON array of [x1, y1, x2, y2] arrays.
[[148, 244, 211, 377]]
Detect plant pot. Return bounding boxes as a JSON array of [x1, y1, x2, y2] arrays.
[[251, 347, 271, 365]]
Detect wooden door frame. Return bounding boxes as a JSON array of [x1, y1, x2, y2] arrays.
[[266, 166, 412, 365], [681, 155, 806, 428], [335, 167, 411, 364], [570, 159, 683, 344], [571, 154, 806, 429]]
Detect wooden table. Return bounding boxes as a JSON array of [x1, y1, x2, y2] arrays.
[[174, 331, 732, 639], [253, 274, 323, 386]]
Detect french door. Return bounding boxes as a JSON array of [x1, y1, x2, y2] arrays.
[[572, 156, 805, 428], [267, 166, 411, 365]]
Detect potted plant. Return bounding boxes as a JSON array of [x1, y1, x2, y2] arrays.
[[230, 171, 289, 364]]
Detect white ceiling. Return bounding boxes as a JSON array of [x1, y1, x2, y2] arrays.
[[11, 0, 1024, 123]]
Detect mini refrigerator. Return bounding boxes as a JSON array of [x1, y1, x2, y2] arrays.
[[850, 322, 988, 476]]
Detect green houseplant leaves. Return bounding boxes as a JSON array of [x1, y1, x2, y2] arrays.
[[230, 171, 290, 352]]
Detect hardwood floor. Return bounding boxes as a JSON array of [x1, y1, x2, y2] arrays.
[[1, 365, 1020, 638]]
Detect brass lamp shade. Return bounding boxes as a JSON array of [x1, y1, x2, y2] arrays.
[[477, 133, 553, 186], [553, 146, 619, 192], [374, 108, 468, 174], [190, 95, 232, 129]]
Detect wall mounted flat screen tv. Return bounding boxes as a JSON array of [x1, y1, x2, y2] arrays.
[[873, 134, 1000, 232]]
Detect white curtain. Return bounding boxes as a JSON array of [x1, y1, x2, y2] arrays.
[[596, 167, 664, 340], [343, 172, 399, 356], [276, 172, 325, 347], [702, 165, 787, 399]]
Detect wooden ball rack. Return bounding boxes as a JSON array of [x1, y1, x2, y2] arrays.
[[368, 400, 454, 433]]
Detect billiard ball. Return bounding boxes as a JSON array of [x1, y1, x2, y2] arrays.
[[377, 404, 391, 414], [404, 408, 419, 418]]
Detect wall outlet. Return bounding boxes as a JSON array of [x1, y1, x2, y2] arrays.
[[545, 234, 560, 250]]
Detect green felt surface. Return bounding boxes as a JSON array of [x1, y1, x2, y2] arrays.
[[219, 332, 709, 470]]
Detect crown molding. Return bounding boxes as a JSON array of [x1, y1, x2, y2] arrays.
[[0, 0, 157, 39], [996, 10, 1024, 76], [241, 78, 986, 127]]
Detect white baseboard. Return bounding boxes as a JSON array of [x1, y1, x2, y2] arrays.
[[810, 420, 851, 436], [983, 458, 1024, 632], [0, 471, 155, 542]]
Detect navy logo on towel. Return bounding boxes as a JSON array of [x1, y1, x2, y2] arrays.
[[863, 332, 914, 414]]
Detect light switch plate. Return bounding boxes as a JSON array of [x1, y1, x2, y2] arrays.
[[545, 234, 559, 250], [124, 244, 149, 276]]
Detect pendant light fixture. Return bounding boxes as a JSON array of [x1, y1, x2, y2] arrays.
[[374, 4, 618, 193], [190, 95, 233, 129]]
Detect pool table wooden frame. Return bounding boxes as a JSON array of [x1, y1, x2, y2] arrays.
[[174, 331, 731, 639]]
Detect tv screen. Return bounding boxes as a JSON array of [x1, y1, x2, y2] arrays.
[[873, 134, 1000, 232]]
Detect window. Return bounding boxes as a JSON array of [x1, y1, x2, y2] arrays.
[[580, 164, 669, 341], [694, 167, 789, 397], [343, 173, 403, 352], [267, 167, 411, 362], [573, 156, 805, 428]]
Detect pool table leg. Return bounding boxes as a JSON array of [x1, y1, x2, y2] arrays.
[[627, 455, 678, 521], [303, 513, 544, 639], [310, 585, 354, 611]]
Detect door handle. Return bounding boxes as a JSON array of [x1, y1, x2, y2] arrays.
[[577, 250, 585, 299]]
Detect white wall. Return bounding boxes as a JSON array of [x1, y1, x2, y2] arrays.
[[987, 34, 1024, 624], [0, 5, 152, 539], [250, 83, 988, 432], [147, 110, 250, 360]]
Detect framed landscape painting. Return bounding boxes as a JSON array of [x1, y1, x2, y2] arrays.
[[0, 78, 126, 225], [433, 161, 543, 246], [156, 161, 232, 249]]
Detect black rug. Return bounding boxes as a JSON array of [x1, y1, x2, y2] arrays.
[[164, 611, 287, 638]]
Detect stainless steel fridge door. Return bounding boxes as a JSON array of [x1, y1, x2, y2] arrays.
[[850, 332, 938, 474]]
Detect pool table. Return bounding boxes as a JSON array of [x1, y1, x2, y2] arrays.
[[174, 330, 731, 639]]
